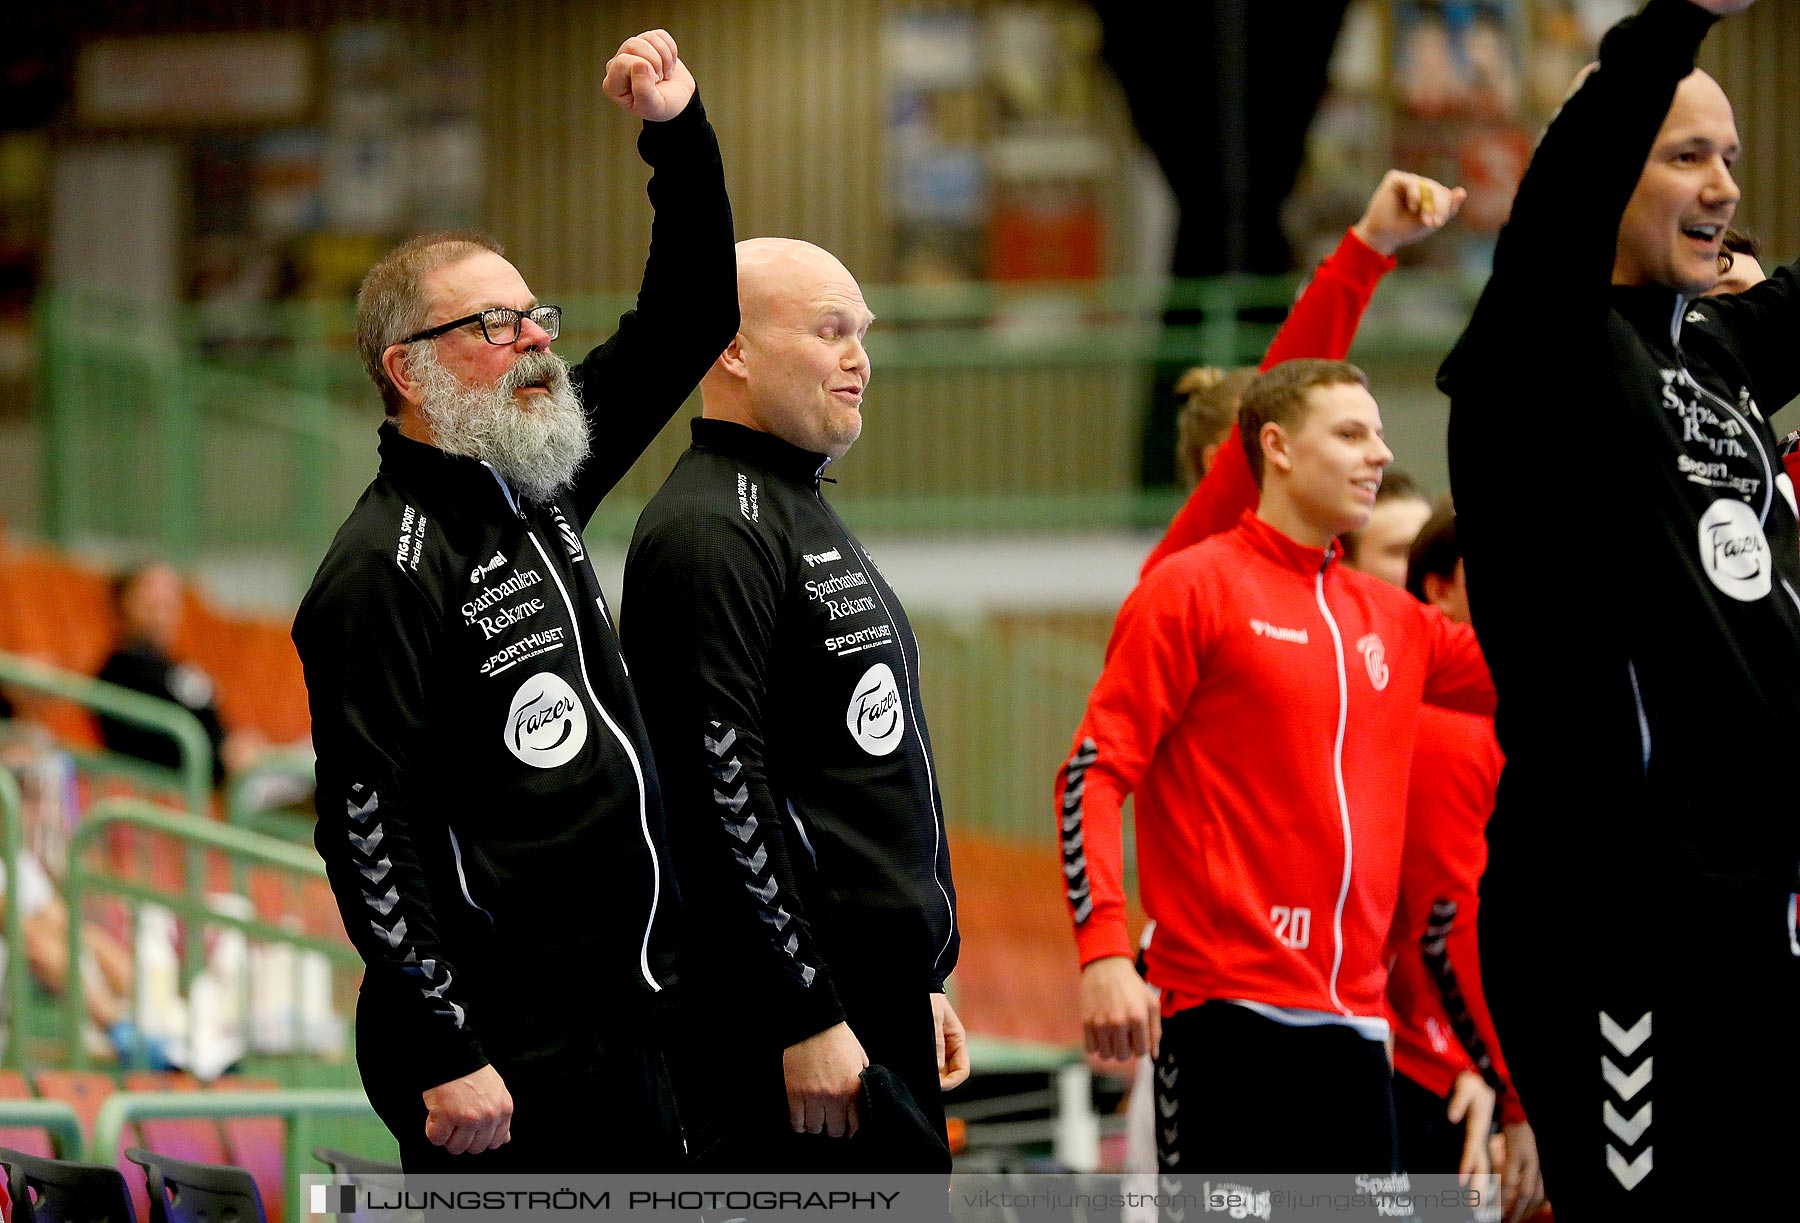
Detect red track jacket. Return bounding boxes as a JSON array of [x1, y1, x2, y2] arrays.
[[1385, 705, 1526, 1125], [1060, 515, 1494, 1022]]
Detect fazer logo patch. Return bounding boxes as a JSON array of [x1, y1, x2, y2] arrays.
[[1698, 497, 1771, 602], [846, 662, 904, 756], [504, 672, 588, 768]]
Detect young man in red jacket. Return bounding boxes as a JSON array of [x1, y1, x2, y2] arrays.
[[1061, 358, 1494, 1174]]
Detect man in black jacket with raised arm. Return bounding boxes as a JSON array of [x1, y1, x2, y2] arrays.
[[292, 29, 736, 1172], [624, 238, 966, 1171], [1439, 0, 1798, 1213]]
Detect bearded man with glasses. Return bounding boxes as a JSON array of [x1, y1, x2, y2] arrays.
[[292, 29, 736, 1172]]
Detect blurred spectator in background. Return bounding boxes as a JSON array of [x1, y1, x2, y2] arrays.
[[1172, 367, 1258, 488], [0, 695, 161, 1065], [97, 564, 267, 784], [0, 846, 137, 1045], [1709, 225, 1766, 294], [1092, 1, 1355, 487], [1342, 469, 1433, 588]]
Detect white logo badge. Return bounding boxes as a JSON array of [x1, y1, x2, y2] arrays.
[[504, 673, 588, 768], [1356, 633, 1389, 691], [846, 662, 904, 756], [1697, 498, 1771, 602]]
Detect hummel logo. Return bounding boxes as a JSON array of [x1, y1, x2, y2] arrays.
[[803, 548, 842, 567], [1250, 618, 1309, 644], [470, 552, 507, 583], [1686, 310, 1706, 324]]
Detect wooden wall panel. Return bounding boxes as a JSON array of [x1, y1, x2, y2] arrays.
[[481, 0, 895, 297], [1699, 0, 1800, 260]]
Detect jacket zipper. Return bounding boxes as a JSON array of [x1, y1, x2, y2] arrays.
[[1670, 305, 1775, 523], [1626, 660, 1652, 775], [485, 465, 665, 989], [1671, 313, 1798, 619], [524, 528, 666, 994], [1312, 557, 1355, 1017], [818, 491, 958, 972], [446, 827, 495, 925]]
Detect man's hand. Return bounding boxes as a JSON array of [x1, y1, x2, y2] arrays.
[[1080, 956, 1161, 1061], [1497, 1120, 1546, 1222], [421, 1064, 513, 1155], [931, 993, 971, 1091], [1351, 170, 1468, 257], [603, 30, 697, 122], [783, 1022, 869, 1138], [1446, 1070, 1496, 1186]]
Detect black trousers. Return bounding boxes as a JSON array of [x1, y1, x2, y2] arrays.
[[672, 978, 949, 1173], [1153, 1001, 1401, 1175], [1481, 867, 1800, 1220], [356, 992, 686, 1174], [1392, 1071, 1473, 1176]]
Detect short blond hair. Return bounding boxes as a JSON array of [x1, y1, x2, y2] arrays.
[[1238, 359, 1369, 486]]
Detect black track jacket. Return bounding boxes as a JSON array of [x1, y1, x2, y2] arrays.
[[1440, 0, 1800, 888], [622, 420, 959, 1049], [293, 99, 736, 1095]]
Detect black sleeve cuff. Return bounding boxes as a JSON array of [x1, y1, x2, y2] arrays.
[[638, 91, 710, 159]]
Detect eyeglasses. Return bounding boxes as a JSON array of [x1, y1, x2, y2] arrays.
[[398, 305, 562, 347]]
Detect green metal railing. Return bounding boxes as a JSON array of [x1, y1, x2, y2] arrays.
[[0, 1098, 85, 1157], [0, 653, 212, 816], [92, 1088, 384, 1223], [225, 756, 317, 844], [1, 767, 26, 1070], [38, 275, 1409, 568], [917, 622, 1108, 844], [62, 801, 358, 1071]]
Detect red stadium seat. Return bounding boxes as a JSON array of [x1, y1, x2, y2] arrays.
[[0, 1070, 55, 1158], [31, 1068, 151, 1223], [121, 1072, 228, 1166], [209, 1077, 285, 1223]]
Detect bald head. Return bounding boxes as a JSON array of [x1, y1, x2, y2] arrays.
[[703, 238, 874, 461], [734, 238, 856, 324]]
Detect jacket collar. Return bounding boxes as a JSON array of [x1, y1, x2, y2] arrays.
[[377, 422, 524, 517], [1236, 510, 1338, 575], [690, 418, 832, 486], [1611, 282, 1689, 350]]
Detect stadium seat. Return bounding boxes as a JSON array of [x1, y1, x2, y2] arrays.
[[25, 1076, 113, 1151], [0, 1076, 54, 1160], [0, 1145, 138, 1223], [33, 1073, 149, 1223], [308, 1148, 401, 1223], [118, 1077, 227, 1168], [204, 1082, 281, 1223], [307, 1150, 397, 1178], [122, 1148, 263, 1223]]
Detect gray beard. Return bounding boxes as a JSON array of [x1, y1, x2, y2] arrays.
[[411, 344, 590, 504]]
